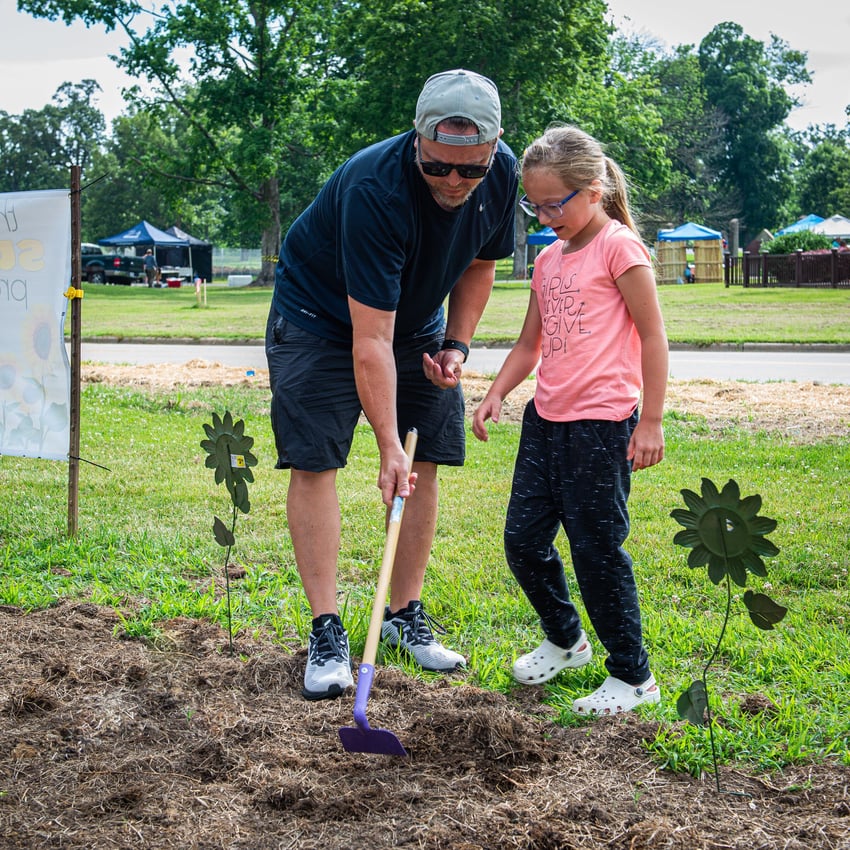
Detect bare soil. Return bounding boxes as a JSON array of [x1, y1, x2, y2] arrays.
[[1, 363, 848, 849]]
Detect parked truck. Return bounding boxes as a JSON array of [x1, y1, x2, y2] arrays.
[[81, 243, 146, 285]]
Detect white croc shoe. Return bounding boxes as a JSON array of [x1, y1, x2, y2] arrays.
[[512, 631, 592, 685], [572, 674, 661, 715]]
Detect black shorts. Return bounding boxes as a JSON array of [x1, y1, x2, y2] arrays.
[[265, 307, 466, 472]]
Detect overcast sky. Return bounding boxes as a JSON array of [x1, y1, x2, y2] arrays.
[[2, 0, 848, 132]]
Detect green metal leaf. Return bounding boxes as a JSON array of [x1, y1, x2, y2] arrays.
[[726, 555, 748, 588], [738, 493, 762, 519], [673, 528, 702, 548], [741, 548, 768, 577], [749, 537, 780, 558], [718, 478, 741, 508], [677, 680, 708, 726], [744, 590, 788, 630], [681, 488, 706, 514], [749, 516, 779, 537], [707, 555, 727, 585], [687, 544, 711, 568], [700, 477, 721, 503], [213, 516, 235, 548], [670, 508, 699, 530]]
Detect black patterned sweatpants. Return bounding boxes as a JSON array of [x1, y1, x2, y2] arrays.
[[503, 399, 650, 685]]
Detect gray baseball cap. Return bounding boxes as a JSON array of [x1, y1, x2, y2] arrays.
[[414, 69, 501, 146]]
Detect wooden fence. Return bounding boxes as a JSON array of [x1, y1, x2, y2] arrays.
[[724, 249, 850, 288]]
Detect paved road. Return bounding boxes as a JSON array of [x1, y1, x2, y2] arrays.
[[75, 341, 850, 384]]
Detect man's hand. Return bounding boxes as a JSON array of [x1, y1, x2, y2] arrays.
[[422, 349, 464, 389], [377, 443, 418, 506]]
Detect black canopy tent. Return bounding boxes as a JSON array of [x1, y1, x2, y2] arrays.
[[166, 226, 213, 282]]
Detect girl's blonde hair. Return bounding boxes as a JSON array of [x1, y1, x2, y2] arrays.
[[521, 124, 639, 237]]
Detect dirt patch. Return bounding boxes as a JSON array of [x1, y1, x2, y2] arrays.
[[1, 602, 849, 850], [82, 359, 850, 442]]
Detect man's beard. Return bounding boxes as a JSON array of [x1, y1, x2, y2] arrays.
[[426, 184, 475, 211]]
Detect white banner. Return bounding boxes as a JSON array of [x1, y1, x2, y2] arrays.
[[0, 189, 72, 460]]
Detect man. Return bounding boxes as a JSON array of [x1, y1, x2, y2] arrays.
[[143, 249, 157, 287], [266, 69, 518, 700]]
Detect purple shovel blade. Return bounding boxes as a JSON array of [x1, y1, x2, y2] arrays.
[[338, 663, 407, 756]]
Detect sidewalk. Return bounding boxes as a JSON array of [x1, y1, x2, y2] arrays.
[[75, 341, 850, 384]]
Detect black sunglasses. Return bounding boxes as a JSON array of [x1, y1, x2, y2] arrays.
[[416, 145, 493, 180]]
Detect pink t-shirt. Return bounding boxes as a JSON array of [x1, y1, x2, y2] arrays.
[[530, 219, 652, 422]]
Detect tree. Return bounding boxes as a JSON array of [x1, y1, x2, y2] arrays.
[[637, 46, 732, 235], [698, 22, 810, 240], [20, 0, 345, 285], [794, 128, 850, 219], [0, 80, 105, 193], [80, 110, 179, 240]]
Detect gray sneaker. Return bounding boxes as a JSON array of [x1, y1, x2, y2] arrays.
[[381, 601, 466, 672], [302, 615, 353, 701]]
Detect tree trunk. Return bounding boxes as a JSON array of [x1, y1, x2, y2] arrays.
[[256, 176, 281, 287]]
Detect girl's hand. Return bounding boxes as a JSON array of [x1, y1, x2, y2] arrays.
[[627, 420, 665, 471], [472, 395, 502, 442]]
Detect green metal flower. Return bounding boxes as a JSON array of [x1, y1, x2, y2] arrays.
[[200, 411, 257, 514], [670, 477, 780, 588]]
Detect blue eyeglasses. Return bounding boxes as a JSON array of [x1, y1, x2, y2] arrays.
[[518, 189, 579, 219]]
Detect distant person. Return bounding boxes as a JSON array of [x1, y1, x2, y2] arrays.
[[472, 124, 668, 715], [684, 263, 695, 283], [143, 249, 158, 287], [265, 69, 519, 701]]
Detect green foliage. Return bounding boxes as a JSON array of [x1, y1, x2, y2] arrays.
[[0, 80, 105, 193], [762, 230, 833, 254], [793, 130, 850, 219], [11, 2, 839, 261], [698, 23, 809, 238]]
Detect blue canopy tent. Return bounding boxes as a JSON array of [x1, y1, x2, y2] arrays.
[[99, 220, 188, 249], [527, 226, 558, 245], [99, 220, 192, 280], [657, 222, 722, 241], [775, 214, 824, 236], [656, 222, 723, 283]]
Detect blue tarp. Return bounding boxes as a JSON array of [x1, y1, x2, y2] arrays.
[[775, 214, 824, 236], [657, 222, 722, 241], [527, 226, 557, 245], [99, 220, 189, 247]]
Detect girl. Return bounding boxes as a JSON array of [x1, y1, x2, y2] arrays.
[[472, 125, 668, 714]]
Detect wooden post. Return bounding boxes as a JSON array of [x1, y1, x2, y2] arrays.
[[68, 166, 82, 536]]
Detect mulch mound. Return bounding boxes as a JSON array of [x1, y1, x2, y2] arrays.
[[2, 602, 848, 849]]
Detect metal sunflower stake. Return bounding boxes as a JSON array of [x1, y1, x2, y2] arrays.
[[200, 411, 258, 655], [670, 477, 787, 793]]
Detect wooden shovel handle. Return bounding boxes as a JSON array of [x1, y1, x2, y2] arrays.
[[361, 428, 418, 666]]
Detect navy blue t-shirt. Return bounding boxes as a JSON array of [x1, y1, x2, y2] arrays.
[[272, 129, 518, 343]]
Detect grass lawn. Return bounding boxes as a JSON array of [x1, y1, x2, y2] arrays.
[[68, 281, 850, 346]]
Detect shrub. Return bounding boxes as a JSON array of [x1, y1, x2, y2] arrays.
[[762, 231, 832, 254]]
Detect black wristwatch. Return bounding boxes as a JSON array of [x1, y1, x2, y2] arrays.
[[441, 338, 469, 362]]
